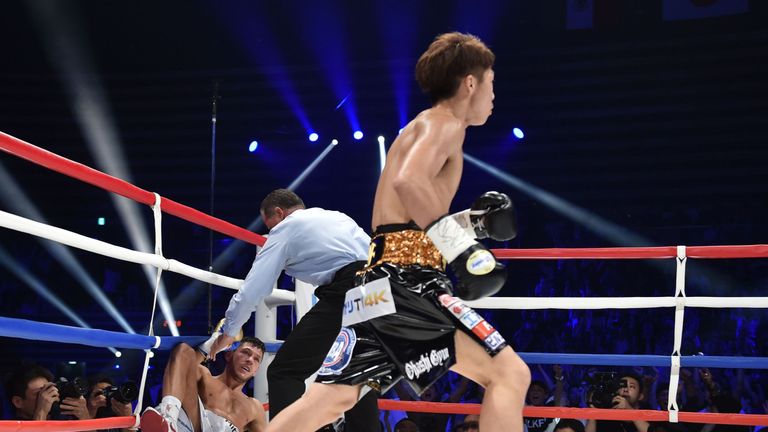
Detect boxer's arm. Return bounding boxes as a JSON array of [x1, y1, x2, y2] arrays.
[[392, 116, 464, 228], [245, 398, 267, 432]]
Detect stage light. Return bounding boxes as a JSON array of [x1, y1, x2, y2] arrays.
[[353, 131, 363, 140], [249, 141, 259, 152], [377, 136, 385, 144], [513, 128, 525, 139], [331, 139, 339, 146], [114, 351, 122, 358], [97, 217, 105, 226], [308, 133, 319, 142]]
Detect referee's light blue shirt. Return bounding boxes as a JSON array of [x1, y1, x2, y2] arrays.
[[222, 208, 370, 337]]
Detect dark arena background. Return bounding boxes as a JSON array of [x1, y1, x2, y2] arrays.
[[1, 0, 767, 429]]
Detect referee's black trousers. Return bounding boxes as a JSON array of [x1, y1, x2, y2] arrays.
[[267, 261, 379, 431]]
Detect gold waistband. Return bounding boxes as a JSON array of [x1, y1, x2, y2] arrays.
[[363, 229, 445, 271]]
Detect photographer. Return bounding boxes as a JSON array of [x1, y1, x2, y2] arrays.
[[585, 372, 648, 432], [5, 362, 89, 421], [86, 376, 135, 432]]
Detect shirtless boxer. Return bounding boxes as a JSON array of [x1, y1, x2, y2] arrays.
[[140, 337, 267, 432], [265, 31, 530, 432]]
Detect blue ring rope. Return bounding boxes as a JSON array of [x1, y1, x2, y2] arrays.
[[2, 316, 767, 369], [0, 316, 205, 350]]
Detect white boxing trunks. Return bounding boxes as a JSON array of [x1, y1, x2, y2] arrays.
[[176, 397, 239, 432]]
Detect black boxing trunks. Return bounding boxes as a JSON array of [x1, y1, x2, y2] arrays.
[[316, 223, 508, 395]]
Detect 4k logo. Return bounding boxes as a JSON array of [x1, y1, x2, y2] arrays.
[[345, 289, 390, 313], [342, 277, 397, 327]]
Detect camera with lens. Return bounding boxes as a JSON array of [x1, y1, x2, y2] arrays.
[[102, 381, 139, 404], [55, 377, 88, 399], [51, 377, 88, 420], [587, 372, 628, 409]]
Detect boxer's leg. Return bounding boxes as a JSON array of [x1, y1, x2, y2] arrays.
[[450, 333, 530, 432]]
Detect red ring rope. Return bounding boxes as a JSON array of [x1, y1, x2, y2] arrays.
[[0, 131, 265, 246], [0, 416, 136, 432], [2, 404, 766, 431], [378, 400, 768, 426], [491, 245, 768, 259]]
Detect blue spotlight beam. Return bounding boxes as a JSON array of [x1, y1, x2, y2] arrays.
[[287, 141, 338, 191], [213, 4, 314, 133], [373, 3, 424, 128], [170, 142, 338, 313], [0, 163, 136, 335], [0, 247, 88, 330], [29, 1, 179, 335], [0, 247, 117, 354], [466, 154, 748, 299], [464, 153, 653, 247], [335, 93, 351, 110], [293, 2, 360, 133]]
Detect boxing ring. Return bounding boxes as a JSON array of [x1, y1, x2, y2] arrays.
[[1, 130, 767, 430]]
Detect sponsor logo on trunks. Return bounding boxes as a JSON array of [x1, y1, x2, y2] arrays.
[[439, 296, 481, 329], [404, 347, 450, 380], [471, 320, 496, 340], [342, 277, 397, 327], [318, 327, 357, 376], [439, 295, 464, 317], [484, 331, 506, 350], [466, 249, 496, 275], [459, 309, 482, 329], [438, 294, 458, 308]]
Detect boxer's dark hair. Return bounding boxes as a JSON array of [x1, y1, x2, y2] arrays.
[[239, 336, 266, 355], [415, 32, 495, 104], [260, 189, 305, 218], [5, 362, 54, 404]]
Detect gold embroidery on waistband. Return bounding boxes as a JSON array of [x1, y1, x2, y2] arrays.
[[362, 229, 445, 272]]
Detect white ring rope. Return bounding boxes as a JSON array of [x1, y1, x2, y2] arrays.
[[465, 296, 768, 309], [0, 209, 243, 290]]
